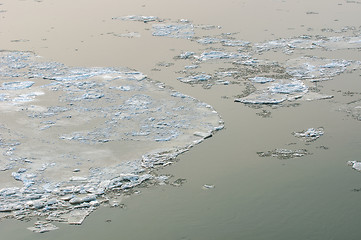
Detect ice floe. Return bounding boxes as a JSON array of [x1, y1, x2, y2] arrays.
[[196, 37, 250, 47], [292, 128, 324, 142], [0, 51, 223, 226], [347, 161, 361, 172], [257, 149, 310, 159], [112, 15, 161, 23], [286, 57, 358, 80], [152, 23, 194, 39], [177, 74, 212, 83], [195, 51, 249, 61]]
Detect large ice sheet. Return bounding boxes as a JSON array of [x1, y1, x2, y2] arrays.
[[0, 51, 223, 224]]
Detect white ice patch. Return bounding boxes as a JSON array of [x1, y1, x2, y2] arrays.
[[152, 23, 194, 39]]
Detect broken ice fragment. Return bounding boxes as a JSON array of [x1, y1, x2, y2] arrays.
[[235, 92, 287, 105], [347, 161, 361, 172], [202, 184, 215, 189], [269, 80, 308, 94], [0, 48, 223, 227], [69, 195, 97, 205], [292, 128, 324, 142], [257, 149, 310, 159], [193, 131, 212, 139], [286, 57, 355, 80], [178, 51, 195, 59], [66, 209, 93, 225], [196, 51, 248, 61], [178, 74, 212, 83], [27, 221, 59, 233], [112, 15, 160, 23], [196, 37, 250, 47], [1, 81, 34, 90], [249, 77, 275, 84], [152, 24, 194, 39]]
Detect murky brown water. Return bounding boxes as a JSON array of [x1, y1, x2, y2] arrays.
[[1, 0, 361, 239]]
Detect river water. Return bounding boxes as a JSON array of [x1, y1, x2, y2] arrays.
[[1, 0, 361, 239]]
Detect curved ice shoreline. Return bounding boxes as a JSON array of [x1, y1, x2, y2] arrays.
[[0, 51, 224, 227]]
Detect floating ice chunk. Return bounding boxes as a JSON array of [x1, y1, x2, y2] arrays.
[[254, 39, 289, 52], [235, 92, 287, 104], [315, 36, 361, 50], [152, 24, 194, 39], [46, 67, 119, 81], [202, 184, 215, 189], [178, 74, 212, 83], [301, 92, 334, 101], [66, 209, 93, 225], [249, 77, 275, 84], [12, 92, 44, 103], [27, 221, 59, 233], [0, 187, 20, 197], [81, 92, 104, 100], [193, 131, 212, 139], [1, 81, 34, 90], [254, 36, 320, 53], [196, 51, 248, 61], [70, 176, 88, 182], [178, 51, 195, 59], [197, 37, 250, 47], [0, 50, 224, 225], [269, 80, 308, 94], [257, 149, 310, 159], [286, 37, 319, 50], [347, 161, 361, 172], [111, 32, 141, 38], [286, 57, 355, 80], [196, 37, 224, 44], [113, 15, 160, 23], [171, 92, 188, 98], [184, 65, 199, 69], [69, 195, 96, 205], [11, 170, 36, 188], [292, 127, 324, 142]]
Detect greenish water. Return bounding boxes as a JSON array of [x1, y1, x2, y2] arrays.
[[1, 0, 361, 239]]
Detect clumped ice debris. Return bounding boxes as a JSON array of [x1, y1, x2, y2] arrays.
[[0, 51, 224, 228], [152, 23, 194, 39], [269, 80, 308, 94], [347, 161, 361, 172], [249, 77, 275, 84], [235, 92, 287, 105], [196, 37, 250, 47], [286, 57, 357, 80], [257, 149, 310, 159], [292, 127, 324, 142], [177, 74, 212, 83], [112, 15, 161, 23], [235, 79, 308, 104], [195, 51, 249, 61], [1, 81, 34, 90], [253, 35, 361, 53], [27, 221, 59, 233]]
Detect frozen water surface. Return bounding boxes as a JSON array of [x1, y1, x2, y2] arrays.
[[0, 51, 223, 224]]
